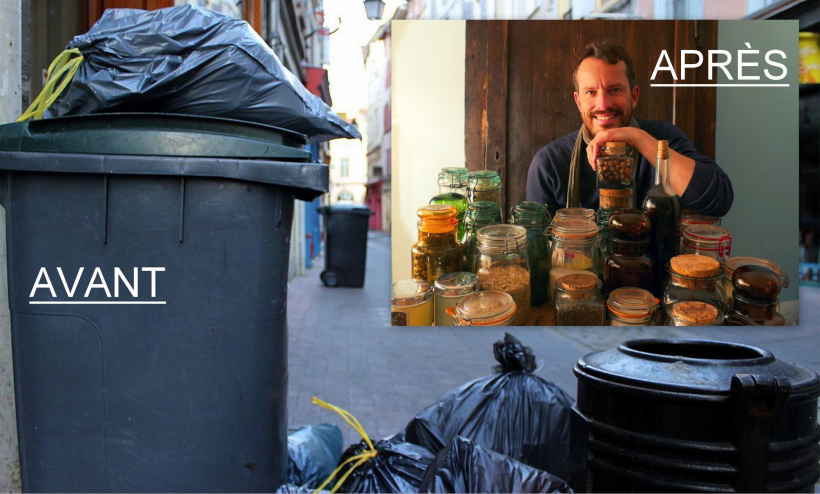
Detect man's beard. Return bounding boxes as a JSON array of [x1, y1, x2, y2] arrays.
[[583, 106, 632, 136]]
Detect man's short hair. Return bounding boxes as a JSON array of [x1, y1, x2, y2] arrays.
[[572, 42, 637, 92]]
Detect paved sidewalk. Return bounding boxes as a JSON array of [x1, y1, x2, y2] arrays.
[[287, 231, 820, 447]]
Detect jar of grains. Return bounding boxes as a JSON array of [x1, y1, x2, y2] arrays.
[[680, 224, 732, 262], [467, 170, 503, 212], [664, 300, 725, 326], [725, 265, 786, 326], [461, 201, 502, 273], [607, 287, 660, 326], [411, 204, 462, 283], [721, 256, 789, 311], [447, 290, 517, 326], [433, 272, 479, 326], [475, 224, 531, 325], [391, 279, 434, 326], [662, 254, 728, 317], [509, 201, 552, 306], [554, 273, 606, 326], [549, 219, 602, 302]]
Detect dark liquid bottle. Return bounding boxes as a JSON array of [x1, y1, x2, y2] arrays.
[[642, 140, 680, 297]]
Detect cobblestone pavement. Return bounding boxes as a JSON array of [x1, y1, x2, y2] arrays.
[[287, 231, 820, 449]]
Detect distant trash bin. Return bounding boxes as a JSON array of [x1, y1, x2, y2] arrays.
[[317, 205, 373, 288], [0, 113, 327, 492]]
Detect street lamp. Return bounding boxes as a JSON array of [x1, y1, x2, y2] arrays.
[[363, 0, 385, 20]]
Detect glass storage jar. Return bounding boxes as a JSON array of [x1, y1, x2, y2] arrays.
[[475, 224, 531, 325], [411, 204, 462, 283], [461, 201, 502, 272], [391, 279, 434, 326], [430, 167, 470, 239], [721, 256, 789, 311], [553, 207, 597, 224], [680, 224, 732, 262], [467, 170, 502, 212], [603, 209, 654, 294], [596, 142, 634, 189], [549, 219, 602, 302], [554, 273, 606, 326], [725, 265, 786, 326], [664, 300, 725, 326], [606, 287, 660, 326], [447, 290, 517, 326], [433, 272, 479, 326], [509, 201, 552, 306], [596, 208, 615, 259], [662, 254, 728, 316]]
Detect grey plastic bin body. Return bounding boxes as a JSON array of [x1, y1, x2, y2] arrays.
[[317, 205, 372, 288], [0, 114, 328, 492]]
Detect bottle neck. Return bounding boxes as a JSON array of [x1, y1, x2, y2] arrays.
[[657, 153, 675, 196]]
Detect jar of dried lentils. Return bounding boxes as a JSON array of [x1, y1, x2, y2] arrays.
[[475, 224, 531, 325]]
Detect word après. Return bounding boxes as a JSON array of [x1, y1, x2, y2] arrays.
[[651, 44, 789, 87]]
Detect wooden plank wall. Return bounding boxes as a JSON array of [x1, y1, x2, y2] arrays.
[[465, 20, 717, 216]]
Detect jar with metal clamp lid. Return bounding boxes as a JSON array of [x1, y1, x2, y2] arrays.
[[430, 167, 469, 239], [607, 287, 660, 326], [475, 224, 530, 325], [680, 224, 732, 262], [509, 201, 551, 306], [446, 290, 517, 326], [549, 219, 602, 302], [461, 201, 502, 273], [721, 256, 789, 311], [433, 272, 479, 326], [467, 170, 502, 212], [411, 204, 462, 283]]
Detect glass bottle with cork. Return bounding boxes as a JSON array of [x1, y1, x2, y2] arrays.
[[411, 204, 462, 283], [642, 140, 680, 296], [603, 209, 654, 294], [430, 167, 469, 239], [509, 201, 552, 306], [461, 201, 502, 273]]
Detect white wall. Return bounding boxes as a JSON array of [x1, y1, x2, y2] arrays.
[[0, 0, 22, 490], [391, 20, 466, 282]]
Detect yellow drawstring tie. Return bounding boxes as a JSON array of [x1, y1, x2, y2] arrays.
[[310, 397, 378, 494], [18, 48, 84, 122]]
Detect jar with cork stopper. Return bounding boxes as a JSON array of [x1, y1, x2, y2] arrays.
[[554, 273, 606, 326], [662, 254, 728, 317], [597, 142, 635, 210]]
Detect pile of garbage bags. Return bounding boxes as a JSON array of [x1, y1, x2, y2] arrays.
[[282, 334, 577, 493]]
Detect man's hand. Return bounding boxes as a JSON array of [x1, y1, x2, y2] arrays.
[[586, 127, 696, 197]]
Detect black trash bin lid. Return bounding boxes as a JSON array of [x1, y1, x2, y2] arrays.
[[0, 113, 328, 200], [317, 205, 373, 216]]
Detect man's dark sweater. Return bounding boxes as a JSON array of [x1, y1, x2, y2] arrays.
[[525, 119, 733, 217]]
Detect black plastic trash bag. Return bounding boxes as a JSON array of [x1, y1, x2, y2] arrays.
[[405, 333, 575, 482], [419, 436, 573, 493], [47, 5, 360, 143], [287, 424, 344, 488], [334, 438, 436, 493]]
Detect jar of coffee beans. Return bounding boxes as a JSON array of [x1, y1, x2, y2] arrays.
[[596, 141, 634, 190]]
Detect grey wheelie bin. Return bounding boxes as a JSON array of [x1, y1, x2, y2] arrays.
[[0, 113, 328, 492], [317, 205, 372, 288]]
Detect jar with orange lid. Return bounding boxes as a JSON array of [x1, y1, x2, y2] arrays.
[[662, 254, 728, 316], [411, 204, 462, 283], [607, 287, 660, 326], [603, 209, 654, 294], [554, 273, 606, 326], [447, 290, 517, 326], [553, 207, 597, 224], [721, 256, 789, 310], [680, 224, 732, 262], [664, 300, 725, 326], [549, 219, 602, 302], [475, 224, 531, 325], [725, 265, 786, 326]]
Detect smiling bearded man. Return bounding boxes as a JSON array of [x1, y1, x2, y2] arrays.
[[526, 42, 733, 218]]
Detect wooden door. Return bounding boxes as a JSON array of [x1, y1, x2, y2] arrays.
[[465, 20, 717, 215]]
